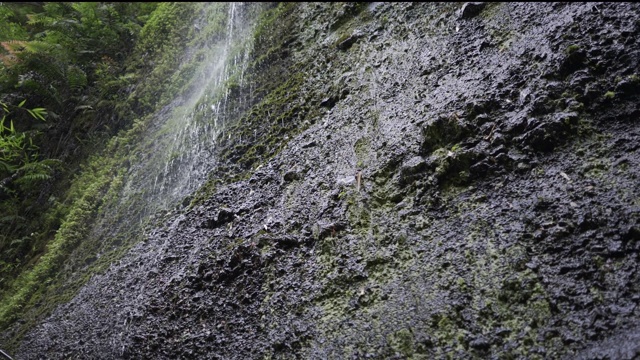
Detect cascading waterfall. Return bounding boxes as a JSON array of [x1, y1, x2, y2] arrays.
[[119, 3, 256, 225], [81, 2, 263, 262]]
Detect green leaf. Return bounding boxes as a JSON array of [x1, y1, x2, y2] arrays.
[[30, 108, 47, 121], [18, 99, 26, 108], [0, 160, 16, 172]]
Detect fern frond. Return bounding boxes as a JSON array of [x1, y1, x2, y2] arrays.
[[39, 159, 61, 166], [67, 65, 87, 90], [9, 236, 29, 248], [1, 40, 27, 55], [36, 158, 62, 168], [21, 41, 55, 54], [1, 40, 57, 68], [24, 56, 64, 82], [19, 161, 51, 172], [26, 13, 53, 27], [17, 172, 50, 183], [0, 160, 15, 172]]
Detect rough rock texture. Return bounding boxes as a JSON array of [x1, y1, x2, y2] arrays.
[[7, 2, 640, 359]]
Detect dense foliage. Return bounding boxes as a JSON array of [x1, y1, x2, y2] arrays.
[[0, 2, 157, 308], [0, 2, 266, 347]]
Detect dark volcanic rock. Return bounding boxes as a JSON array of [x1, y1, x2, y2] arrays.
[[7, 2, 640, 359], [459, 2, 487, 20]]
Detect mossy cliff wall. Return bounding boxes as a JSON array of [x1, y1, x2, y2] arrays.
[[5, 2, 640, 359]]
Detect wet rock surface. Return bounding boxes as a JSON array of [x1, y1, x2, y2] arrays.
[[8, 2, 640, 358]]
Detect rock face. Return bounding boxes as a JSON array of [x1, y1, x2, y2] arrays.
[[10, 2, 640, 359]]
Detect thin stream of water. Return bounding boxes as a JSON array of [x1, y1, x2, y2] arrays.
[[121, 3, 255, 221], [81, 4, 261, 261]]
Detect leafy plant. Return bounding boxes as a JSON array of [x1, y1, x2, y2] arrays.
[[0, 99, 54, 192]]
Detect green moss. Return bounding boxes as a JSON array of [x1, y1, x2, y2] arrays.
[[335, 32, 352, 46], [328, 2, 368, 32], [252, 3, 296, 46], [388, 328, 415, 357], [191, 69, 310, 207], [603, 91, 615, 100], [354, 137, 371, 167], [479, 2, 502, 19], [566, 44, 580, 55]]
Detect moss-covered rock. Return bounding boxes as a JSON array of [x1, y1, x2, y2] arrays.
[[4, 2, 640, 359]]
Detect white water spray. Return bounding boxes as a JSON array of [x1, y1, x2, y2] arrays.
[[116, 3, 258, 224]]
